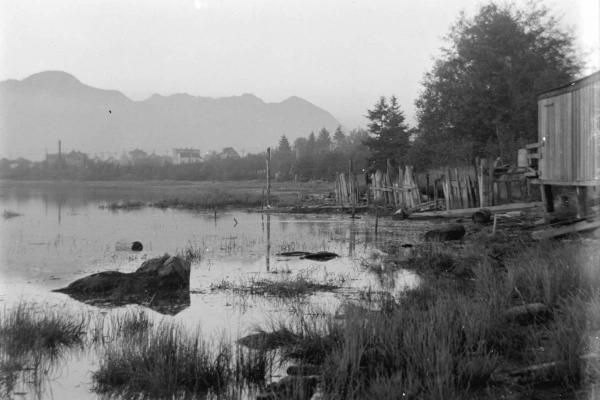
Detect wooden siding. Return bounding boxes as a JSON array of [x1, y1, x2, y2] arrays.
[[538, 77, 600, 184]]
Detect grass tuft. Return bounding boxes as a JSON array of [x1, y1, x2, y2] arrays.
[[211, 272, 346, 298], [93, 321, 233, 397]]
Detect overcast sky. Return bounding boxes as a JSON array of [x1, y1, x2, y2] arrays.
[[1, 0, 598, 128]]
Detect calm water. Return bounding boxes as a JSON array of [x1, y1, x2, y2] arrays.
[[0, 181, 433, 399]]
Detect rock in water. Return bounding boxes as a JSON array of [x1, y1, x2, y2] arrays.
[[53, 254, 191, 314], [115, 240, 144, 251], [424, 224, 466, 241], [301, 251, 339, 261]]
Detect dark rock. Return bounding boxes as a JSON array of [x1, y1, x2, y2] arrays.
[[257, 375, 320, 400], [277, 251, 312, 257], [115, 240, 144, 251], [53, 254, 191, 315], [472, 208, 492, 224], [504, 303, 552, 325], [286, 364, 321, 376], [238, 329, 299, 351], [301, 251, 339, 261], [424, 224, 466, 241]]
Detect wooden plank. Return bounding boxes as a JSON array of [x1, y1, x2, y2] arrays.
[[531, 179, 600, 187], [532, 219, 600, 240], [408, 202, 544, 219], [525, 142, 541, 150]]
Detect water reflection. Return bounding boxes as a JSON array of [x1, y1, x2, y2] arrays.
[[0, 180, 434, 400], [60, 289, 191, 316], [266, 213, 271, 272]]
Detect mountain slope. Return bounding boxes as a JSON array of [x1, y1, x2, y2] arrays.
[[0, 71, 340, 159]]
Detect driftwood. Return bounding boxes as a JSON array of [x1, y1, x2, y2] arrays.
[[408, 202, 544, 219], [532, 219, 600, 240]]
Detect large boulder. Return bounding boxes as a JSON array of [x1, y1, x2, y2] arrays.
[[54, 254, 191, 314], [424, 224, 466, 241]]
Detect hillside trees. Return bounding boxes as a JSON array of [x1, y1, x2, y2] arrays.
[[411, 2, 581, 167]]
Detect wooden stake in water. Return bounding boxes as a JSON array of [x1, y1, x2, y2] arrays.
[[492, 213, 498, 234], [266, 147, 271, 208]]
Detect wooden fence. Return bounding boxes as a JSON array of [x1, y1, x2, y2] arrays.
[[333, 159, 535, 211]]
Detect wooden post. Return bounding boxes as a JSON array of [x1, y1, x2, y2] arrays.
[[540, 184, 554, 213], [349, 159, 356, 218], [375, 206, 379, 236], [488, 161, 495, 206], [576, 186, 588, 217], [443, 171, 451, 210], [478, 159, 486, 207], [266, 147, 271, 208]]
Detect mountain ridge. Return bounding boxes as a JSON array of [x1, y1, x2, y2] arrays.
[[0, 71, 340, 160]]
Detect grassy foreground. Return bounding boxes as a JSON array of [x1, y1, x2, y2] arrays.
[[2, 237, 599, 399]]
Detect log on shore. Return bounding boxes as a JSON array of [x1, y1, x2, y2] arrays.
[[407, 202, 544, 219], [532, 219, 600, 240]]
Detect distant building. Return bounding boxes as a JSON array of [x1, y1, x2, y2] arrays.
[[173, 148, 202, 164], [46, 150, 87, 168]]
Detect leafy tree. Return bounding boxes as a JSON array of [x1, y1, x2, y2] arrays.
[[363, 96, 410, 170], [412, 2, 581, 167]]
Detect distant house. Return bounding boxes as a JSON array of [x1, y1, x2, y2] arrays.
[[173, 148, 202, 164]]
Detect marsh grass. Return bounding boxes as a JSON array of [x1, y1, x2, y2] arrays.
[[0, 302, 87, 397], [93, 322, 233, 398], [317, 239, 600, 399], [211, 272, 346, 298], [0, 302, 87, 353], [151, 190, 266, 210], [178, 242, 205, 262]]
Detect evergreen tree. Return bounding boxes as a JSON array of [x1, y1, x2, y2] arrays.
[[333, 125, 346, 150], [363, 96, 410, 170], [316, 128, 332, 153]]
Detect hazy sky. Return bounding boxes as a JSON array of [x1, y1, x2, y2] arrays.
[[1, 0, 598, 128]]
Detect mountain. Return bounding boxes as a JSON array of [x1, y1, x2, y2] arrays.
[[0, 71, 340, 160]]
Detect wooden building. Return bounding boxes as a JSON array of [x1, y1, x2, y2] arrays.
[[536, 71, 600, 185], [532, 71, 600, 212]]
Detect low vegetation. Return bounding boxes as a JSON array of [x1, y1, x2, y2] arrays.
[[211, 272, 347, 298], [0, 302, 87, 353], [93, 322, 233, 398], [0, 302, 87, 397]]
